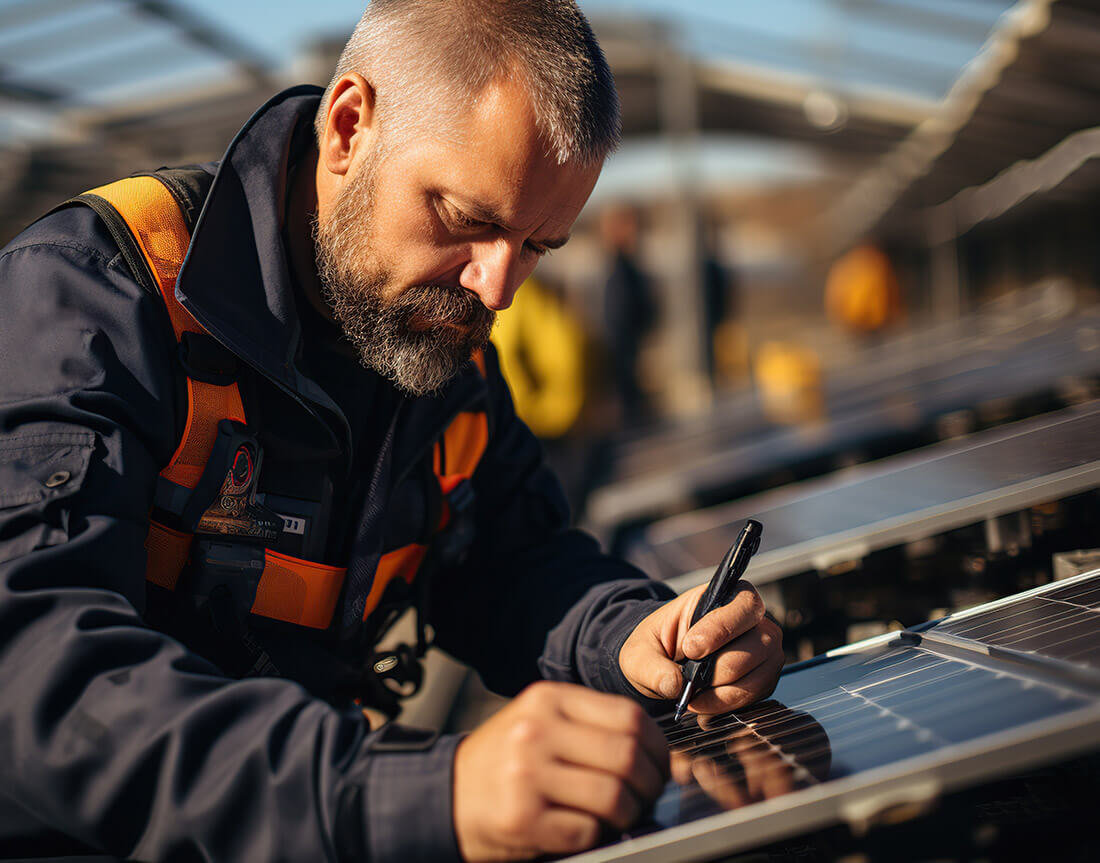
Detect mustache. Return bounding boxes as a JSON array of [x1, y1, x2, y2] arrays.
[[389, 284, 495, 339]]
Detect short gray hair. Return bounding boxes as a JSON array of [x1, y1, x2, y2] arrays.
[[315, 0, 621, 167]]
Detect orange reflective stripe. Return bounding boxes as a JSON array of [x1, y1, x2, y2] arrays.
[[252, 549, 347, 629], [361, 545, 429, 622], [144, 520, 192, 590], [84, 178, 245, 494]]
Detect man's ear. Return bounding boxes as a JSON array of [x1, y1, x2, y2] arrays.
[[319, 72, 377, 177]]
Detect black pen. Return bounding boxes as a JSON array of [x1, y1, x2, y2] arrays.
[[673, 518, 763, 723]]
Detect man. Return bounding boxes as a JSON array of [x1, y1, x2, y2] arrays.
[[0, 2, 782, 860]]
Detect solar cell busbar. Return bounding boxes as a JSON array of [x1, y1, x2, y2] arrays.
[[564, 570, 1100, 862]]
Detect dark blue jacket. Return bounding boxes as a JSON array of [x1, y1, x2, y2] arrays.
[[0, 87, 674, 862]]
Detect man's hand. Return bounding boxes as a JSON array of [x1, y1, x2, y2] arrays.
[[452, 681, 670, 861], [619, 581, 783, 715]]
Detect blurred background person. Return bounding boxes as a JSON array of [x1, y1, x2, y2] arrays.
[[492, 274, 593, 511], [600, 201, 657, 425]]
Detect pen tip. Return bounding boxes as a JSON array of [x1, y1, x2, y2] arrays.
[[673, 681, 694, 724]]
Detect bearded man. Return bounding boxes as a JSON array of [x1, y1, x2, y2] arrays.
[[0, 2, 782, 860]]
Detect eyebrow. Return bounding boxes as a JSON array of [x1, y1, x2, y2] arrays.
[[456, 198, 571, 250]]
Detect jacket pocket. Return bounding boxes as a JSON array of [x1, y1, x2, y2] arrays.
[[0, 429, 95, 508], [0, 429, 96, 560]]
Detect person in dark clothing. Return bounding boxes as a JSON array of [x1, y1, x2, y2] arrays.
[[0, 2, 783, 861], [601, 204, 657, 424]]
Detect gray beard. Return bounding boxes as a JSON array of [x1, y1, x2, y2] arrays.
[[311, 161, 495, 396]]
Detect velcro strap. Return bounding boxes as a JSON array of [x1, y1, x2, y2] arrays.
[[252, 550, 347, 629]]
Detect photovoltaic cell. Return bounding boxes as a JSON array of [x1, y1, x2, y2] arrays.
[[930, 577, 1100, 669]]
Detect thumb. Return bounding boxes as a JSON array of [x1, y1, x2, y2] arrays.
[[619, 632, 685, 700]]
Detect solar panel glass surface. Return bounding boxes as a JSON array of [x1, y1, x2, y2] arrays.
[[599, 571, 1100, 853]]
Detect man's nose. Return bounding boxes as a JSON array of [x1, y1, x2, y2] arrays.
[[459, 239, 527, 311]]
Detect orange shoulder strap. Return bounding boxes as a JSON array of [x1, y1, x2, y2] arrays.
[[77, 176, 245, 590]]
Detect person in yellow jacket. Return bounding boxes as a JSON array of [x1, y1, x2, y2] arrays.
[[492, 276, 587, 439], [825, 243, 905, 334]]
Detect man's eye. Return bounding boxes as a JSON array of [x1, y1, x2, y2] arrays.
[[448, 206, 482, 230], [524, 243, 550, 258]]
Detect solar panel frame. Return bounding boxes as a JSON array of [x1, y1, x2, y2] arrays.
[[564, 569, 1100, 862]]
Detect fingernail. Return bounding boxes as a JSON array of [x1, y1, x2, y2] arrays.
[[684, 637, 701, 657], [660, 673, 680, 698]]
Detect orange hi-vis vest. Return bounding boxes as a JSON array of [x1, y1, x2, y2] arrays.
[[71, 173, 489, 634]]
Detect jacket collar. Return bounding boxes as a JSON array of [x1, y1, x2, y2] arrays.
[[177, 85, 328, 408], [176, 86, 488, 457]]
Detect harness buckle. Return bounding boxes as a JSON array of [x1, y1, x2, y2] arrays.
[[358, 643, 425, 720], [154, 420, 281, 541], [178, 331, 238, 386]]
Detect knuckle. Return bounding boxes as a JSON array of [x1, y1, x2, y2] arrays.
[[718, 650, 746, 680], [520, 680, 555, 709], [502, 752, 537, 787], [748, 591, 766, 622], [508, 716, 544, 749]]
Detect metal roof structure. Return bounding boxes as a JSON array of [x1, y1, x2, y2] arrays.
[[826, 0, 1100, 249], [0, 0, 1020, 243], [0, 0, 273, 109]]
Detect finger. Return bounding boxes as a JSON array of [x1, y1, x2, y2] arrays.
[[618, 628, 685, 700], [706, 622, 782, 688], [737, 744, 794, 801], [540, 763, 644, 831], [670, 750, 696, 786], [687, 649, 784, 715], [683, 583, 766, 660], [557, 689, 670, 777], [551, 721, 667, 803], [533, 808, 603, 856], [691, 755, 750, 810]]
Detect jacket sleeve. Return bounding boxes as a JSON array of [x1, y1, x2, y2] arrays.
[[0, 212, 461, 863], [429, 343, 676, 698]]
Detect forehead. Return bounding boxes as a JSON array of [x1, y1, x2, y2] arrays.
[[400, 77, 601, 237]]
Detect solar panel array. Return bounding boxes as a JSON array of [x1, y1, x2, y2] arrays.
[[579, 571, 1100, 859]]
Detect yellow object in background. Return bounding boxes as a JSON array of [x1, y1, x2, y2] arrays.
[[825, 244, 903, 333], [754, 341, 824, 425], [492, 277, 586, 439]]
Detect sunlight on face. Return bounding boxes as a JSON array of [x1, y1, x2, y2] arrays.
[[313, 76, 600, 396], [312, 151, 496, 396]]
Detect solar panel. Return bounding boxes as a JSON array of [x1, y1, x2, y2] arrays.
[[635, 403, 1100, 588], [927, 577, 1100, 671], [566, 571, 1100, 862]]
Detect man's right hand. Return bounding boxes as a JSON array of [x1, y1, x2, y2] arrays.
[[452, 681, 670, 861]]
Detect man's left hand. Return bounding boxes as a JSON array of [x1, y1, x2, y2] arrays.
[[619, 582, 784, 715]]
